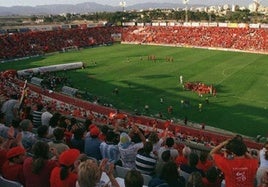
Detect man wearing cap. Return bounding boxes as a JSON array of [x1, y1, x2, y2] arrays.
[[50, 149, 81, 187], [2, 146, 26, 185], [84, 125, 102, 161]]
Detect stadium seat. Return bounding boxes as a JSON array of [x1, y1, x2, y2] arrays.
[[0, 175, 23, 187], [115, 165, 131, 178]]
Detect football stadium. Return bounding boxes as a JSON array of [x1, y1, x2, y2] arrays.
[[1, 9, 268, 187]]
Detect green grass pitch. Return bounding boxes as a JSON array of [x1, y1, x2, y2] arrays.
[[1, 44, 268, 138]]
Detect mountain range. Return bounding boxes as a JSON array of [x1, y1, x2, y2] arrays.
[[0, 2, 203, 16]]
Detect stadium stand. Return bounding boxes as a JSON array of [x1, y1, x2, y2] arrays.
[[0, 24, 266, 187], [1, 25, 268, 61], [0, 26, 122, 60], [121, 26, 268, 53]]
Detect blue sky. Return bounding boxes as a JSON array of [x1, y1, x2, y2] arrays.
[[0, 0, 267, 7]]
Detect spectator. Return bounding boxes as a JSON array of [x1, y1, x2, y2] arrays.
[[10, 119, 21, 138], [32, 103, 44, 127], [20, 119, 37, 151], [100, 130, 120, 164], [256, 141, 268, 186], [196, 151, 214, 173], [76, 158, 119, 187], [23, 141, 59, 187], [159, 161, 185, 187], [36, 125, 50, 142], [20, 105, 33, 121], [118, 125, 146, 169], [70, 127, 85, 153], [0, 112, 9, 138], [158, 137, 179, 162], [50, 149, 81, 187], [148, 131, 165, 156], [135, 141, 157, 175], [48, 112, 61, 137], [186, 171, 203, 187], [155, 150, 171, 177], [41, 105, 53, 126], [258, 170, 268, 187], [176, 146, 191, 166], [0, 126, 24, 174], [202, 166, 222, 187], [84, 125, 102, 160], [0, 136, 8, 174], [210, 137, 258, 187], [2, 146, 26, 185], [125, 169, 144, 187], [98, 125, 109, 141], [180, 152, 205, 177], [83, 118, 92, 133], [48, 128, 70, 154], [1, 93, 19, 126]]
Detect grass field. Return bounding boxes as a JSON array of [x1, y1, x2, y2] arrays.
[[1, 44, 268, 138]]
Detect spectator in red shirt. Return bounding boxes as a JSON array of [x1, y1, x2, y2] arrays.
[[98, 125, 109, 142], [2, 146, 26, 185], [50, 148, 81, 187], [23, 141, 59, 187], [197, 151, 214, 173], [176, 146, 191, 167], [210, 137, 258, 187]]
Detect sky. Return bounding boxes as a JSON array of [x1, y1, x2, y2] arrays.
[[0, 0, 267, 7]]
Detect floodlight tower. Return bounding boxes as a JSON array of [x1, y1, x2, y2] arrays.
[[119, 1, 126, 12], [253, 0, 261, 11], [183, 0, 189, 23]]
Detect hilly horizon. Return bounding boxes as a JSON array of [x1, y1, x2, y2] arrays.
[[0, 2, 204, 16]]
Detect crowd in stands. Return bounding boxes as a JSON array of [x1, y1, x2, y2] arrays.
[[1, 25, 268, 61], [122, 26, 268, 53], [1, 24, 268, 186], [0, 70, 267, 187], [0, 26, 122, 60]]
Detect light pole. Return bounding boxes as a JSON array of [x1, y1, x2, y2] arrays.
[[119, 1, 126, 12], [119, 1, 126, 26], [183, 0, 189, 23]]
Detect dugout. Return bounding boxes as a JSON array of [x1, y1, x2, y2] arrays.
[[62, 86, 78, 97], [31, 77, 43, 87]]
